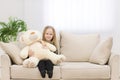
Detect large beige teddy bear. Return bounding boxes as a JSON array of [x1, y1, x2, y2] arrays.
[[19, 30, 66, 68]]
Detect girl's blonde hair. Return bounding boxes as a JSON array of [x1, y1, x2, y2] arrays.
[[42, 26, 58, 53]]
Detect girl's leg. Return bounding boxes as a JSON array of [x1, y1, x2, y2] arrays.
[[45, 60, 54, 78], [37, 60, 46, 78]]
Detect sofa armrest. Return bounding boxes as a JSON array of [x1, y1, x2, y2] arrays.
[[0, 50, 11, 80], [108, 52, 120, 80]]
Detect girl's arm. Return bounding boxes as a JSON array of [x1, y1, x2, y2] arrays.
[[39, 40, 56, 52], [45, 42, 56, 52]]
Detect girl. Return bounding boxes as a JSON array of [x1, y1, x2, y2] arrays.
[[37, 26, 58, 79]]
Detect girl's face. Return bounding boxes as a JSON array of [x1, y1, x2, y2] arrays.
[[44, 28, 54, 42]]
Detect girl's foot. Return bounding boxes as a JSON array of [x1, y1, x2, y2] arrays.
[[47, 71, 53, 78], [40, 70, 46, 78]]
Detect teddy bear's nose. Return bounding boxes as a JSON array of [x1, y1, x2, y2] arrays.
[[31, 32, 35, 34]]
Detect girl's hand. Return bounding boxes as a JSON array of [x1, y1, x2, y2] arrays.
[[40, 40, 48, 49], [42, 43, 48, 49], [28, 49, 34, 57], [41, 41, 46, 46]]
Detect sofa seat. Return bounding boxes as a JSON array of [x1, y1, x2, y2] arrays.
[[10, 65, 61, 79], [61, 62, 110, 79]]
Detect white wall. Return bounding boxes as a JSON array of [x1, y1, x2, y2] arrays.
[[0, 0, 24, 22], [24, 0, 119, 33], [24, 0, 44, 31], [110, 0, 120, 52]]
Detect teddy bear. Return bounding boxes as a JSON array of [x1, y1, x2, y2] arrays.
[[19, 30, 66, 68]]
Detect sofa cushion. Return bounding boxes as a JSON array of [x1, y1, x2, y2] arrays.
[[10, 65, 61, 79], [89, 37, 113, 65], [61, 62, 110, 79], [0, 42, 23, 65], [60, 31, 100, 61]]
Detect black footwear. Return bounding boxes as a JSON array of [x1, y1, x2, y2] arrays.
[[47, 71, 53, 78], [40, 70, 46, 78]]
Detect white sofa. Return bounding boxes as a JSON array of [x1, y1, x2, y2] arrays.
[[0, 31, 119, 80]]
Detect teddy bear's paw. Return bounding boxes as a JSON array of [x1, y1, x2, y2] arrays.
[[56, 55, 66, 64], [29, 62, 36, 68], [60, 55, 66, 62], [56, 59, 62, 64], [28, 57, 39, 68], [23, 59, 31, 68], [23, 63, 28, 68]]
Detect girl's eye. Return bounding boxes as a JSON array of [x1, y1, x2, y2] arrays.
[[50, 34, 53, 35], [46, 33, 49, 35]]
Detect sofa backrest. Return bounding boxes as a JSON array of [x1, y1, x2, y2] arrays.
[[60, 31, 100, 62]]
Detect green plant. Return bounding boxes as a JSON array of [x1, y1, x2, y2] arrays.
[[0, 17, 27, 42]]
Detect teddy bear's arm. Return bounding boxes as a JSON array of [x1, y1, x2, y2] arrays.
[[20, 46, 29, 59], [45, 42, 56, 52]]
